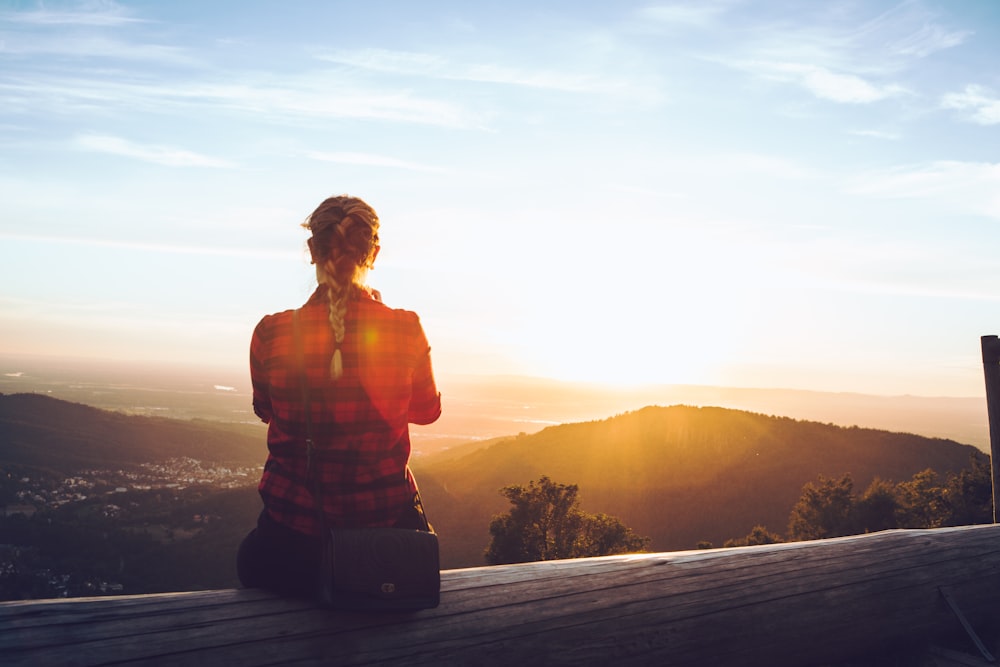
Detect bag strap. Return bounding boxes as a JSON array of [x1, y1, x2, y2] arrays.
[[292, 310, 335, 603], [292, 310, 321, 494]]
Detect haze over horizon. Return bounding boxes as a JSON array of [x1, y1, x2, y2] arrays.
[[2, 1, 999, 399]]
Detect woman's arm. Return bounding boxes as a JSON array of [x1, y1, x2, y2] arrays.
[[408, 319, 441, 425]]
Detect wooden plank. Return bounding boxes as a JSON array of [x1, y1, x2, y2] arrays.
[[927, 645, 997, 667], [2, 526, 1000, 666]]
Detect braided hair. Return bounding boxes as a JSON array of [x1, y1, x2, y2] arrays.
[[303, 195, 380, 380]]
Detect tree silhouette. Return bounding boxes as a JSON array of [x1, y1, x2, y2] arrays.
[[854, 477, 899, 533], [787, 473, 856, 541], [895, 469, 949, 528], [484, 476, 649, 565], [723, 524, 783, 548], [783, 457, 992, 544], [944, 454, 993, 525]]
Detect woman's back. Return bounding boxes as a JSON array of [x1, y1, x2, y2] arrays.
[[250, 287, 440, 532], [238, 194, 441, 597]]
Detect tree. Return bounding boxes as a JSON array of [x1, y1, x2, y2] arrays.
[[854, 477, 900, 533], [484, 476, 649, 565], [575, 512, 650, 557], [895, 469, 949, 529], [787, 474, 856, 541], [785, 459, 993, 545], [723, 525, 783, 548], [944, 454, 993, 526]]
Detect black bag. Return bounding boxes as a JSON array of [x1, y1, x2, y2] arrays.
[[293, 309, 441, 612], [322, 526, 440, 611]]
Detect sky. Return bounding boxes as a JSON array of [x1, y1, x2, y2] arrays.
[[1, 0, 999, 398]]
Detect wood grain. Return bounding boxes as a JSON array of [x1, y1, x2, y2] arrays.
[[3, 525, 1000, 666]]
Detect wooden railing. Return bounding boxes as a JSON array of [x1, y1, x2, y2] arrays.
[[3, 525, 1000, 666]]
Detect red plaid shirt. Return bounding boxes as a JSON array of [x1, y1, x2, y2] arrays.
[[250, 286, 441, 536]]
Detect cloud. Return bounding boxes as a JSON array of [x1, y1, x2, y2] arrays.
[[847, 129, 901, 141], [314, 48, 662, 103], [1, 3, 145, 27], [740, 60, 906, 104], [0, 232, 298, 260], [859, 2, 971, 59], [3, 71, 482, 128], [886, 21, 969, 58], [241, 79, 480, 127], [796, 65, 903, 103], [846, 160, 1000, 219], [73, 134, 235, 167], [634, 3, 727, 28], [0, 3, 190, 63], [707, 1, 965, 105], [942, 85, 1000, 126], [708, 152, 818, 180], [305, 151, 448, 173], [315, 49, 447, 77], [0, 35, 193, 63]]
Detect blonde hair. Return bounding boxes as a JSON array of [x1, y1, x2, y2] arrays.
[[303, 195, 380, 379]]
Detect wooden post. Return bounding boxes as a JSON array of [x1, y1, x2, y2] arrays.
[[983, 335, 1000, 523]]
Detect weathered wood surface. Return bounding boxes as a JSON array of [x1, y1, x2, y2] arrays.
[[3, 525, 1000, 667]]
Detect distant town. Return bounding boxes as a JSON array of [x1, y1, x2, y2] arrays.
[[1, 459, 260, 599], [4, 457, 259, 519]]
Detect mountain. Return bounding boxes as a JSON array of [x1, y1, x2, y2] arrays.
[[416, 405, 985, 568], [0, 393, 986, 573], [0, 392, 264, 474], [2, 356, 989, 455]]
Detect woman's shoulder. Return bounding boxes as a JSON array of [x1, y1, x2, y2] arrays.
[[356, 296, 426, 336], [252, 307, 299, 343], [256, 306, 295, 326], [360, 296, 421, 322]]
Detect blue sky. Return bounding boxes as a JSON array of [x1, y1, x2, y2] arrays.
[[1, 0, 998, 396]]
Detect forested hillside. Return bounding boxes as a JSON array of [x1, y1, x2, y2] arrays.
[[0, 393, 263, 473], [0, 394, 986, 585], [417, 405, 985, 567]]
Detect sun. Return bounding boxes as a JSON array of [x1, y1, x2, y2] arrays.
[[514, 314, 729, 388]]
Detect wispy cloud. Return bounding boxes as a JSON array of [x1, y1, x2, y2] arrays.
[[709, 1, 966, 105], [858, 2, 971, 59], [702, 152, 819, 180], [0, 35, 193, 63], [314, 48, 662, 103], [942, 85, 1000, 126], [237, 77, 481, 127], [634, 3, 728, 28], [2, 71, 482, 128], [1, 2, 145, 27], [0, 3, 188, 63], [846, 160, 1000, 219], [747, 61, 906, 104], [74, 133, 234, 167], [847, 128, 901, 141], [305, 151, 448, 173], [1, 232, 297, 260]]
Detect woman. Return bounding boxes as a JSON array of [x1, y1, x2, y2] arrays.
[[237, 195, 442, 596]]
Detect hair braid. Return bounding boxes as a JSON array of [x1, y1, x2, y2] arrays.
[[303, 196, 380, 380]]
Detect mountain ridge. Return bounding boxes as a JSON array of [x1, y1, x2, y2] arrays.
[[0, 392, 263, 474], [0, 392, 986, 571], [417, 404, 985, 566]]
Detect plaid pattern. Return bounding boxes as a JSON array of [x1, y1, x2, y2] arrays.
[[250, 287, 441, 536]]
